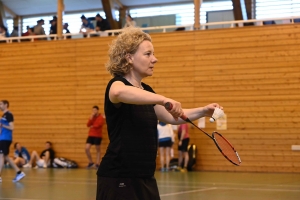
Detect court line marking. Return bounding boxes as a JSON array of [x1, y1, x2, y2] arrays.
[[0, 179, 97, 185], [0, 198, 44, 200], [4, 176, 298, 188], [218, 187, 300, 192], [160, 187, 217, 197], [157, 180, 300, 188]]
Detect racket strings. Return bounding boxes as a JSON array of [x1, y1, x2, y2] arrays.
[[214, 133, 241, 165]]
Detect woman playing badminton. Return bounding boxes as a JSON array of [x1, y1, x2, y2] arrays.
[[96, 27, 223, 200]]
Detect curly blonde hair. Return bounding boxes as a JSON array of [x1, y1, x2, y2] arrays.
[[105, 27, 152, 77]]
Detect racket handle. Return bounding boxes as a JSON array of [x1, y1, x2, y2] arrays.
[[164, 102, 173, 110], [164, 102, 188, 121]]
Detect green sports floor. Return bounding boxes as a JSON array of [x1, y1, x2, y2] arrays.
[[0, 168, 299, 200]]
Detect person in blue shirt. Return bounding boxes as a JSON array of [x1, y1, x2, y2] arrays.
[[80, 15, 95, 37], [0, 100, 25, 183], [13, 142, 31, 168]]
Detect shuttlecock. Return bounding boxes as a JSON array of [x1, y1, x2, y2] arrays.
[[210, 108, 224, 123]]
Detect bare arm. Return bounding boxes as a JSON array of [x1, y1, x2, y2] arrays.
[[109, 81, 223, 122], [109, 81, 183, 119], [110, 81, 165, 105], [154, 103, 223, 125], [180, 129, 186, 141]]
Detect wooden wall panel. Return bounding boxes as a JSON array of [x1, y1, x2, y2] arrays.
[[0, 24, 299, 172]]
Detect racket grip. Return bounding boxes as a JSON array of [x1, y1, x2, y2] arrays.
[[164, 102, 188, 121], [164, 102, 173, 110]]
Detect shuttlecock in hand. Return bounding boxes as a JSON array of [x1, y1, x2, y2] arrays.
[[210, 108, 224, 123]]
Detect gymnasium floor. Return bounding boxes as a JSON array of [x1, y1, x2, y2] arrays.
[[0, 168, 299, 200]]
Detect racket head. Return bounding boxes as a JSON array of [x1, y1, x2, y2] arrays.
[[212, 131, 241, 166]]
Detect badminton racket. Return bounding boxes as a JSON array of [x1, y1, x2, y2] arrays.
[[165, 102, 241, 166]]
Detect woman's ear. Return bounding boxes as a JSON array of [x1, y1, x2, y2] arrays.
[[125, 54, 133, 64]]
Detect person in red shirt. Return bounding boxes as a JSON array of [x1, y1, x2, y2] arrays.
[[177, 123, 190, 172], [85, 106, 104, 168]]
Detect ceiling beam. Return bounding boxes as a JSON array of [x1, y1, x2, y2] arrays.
[[3, 4, 16, 17], [245, 0, 254, 19], [0, 1, 6, 27], [101, 0, 120, 29], [231, 0, 248, 21], [118, 6, 128, 28], [194, 0, 202, 30], [113, 0, 123, 9], [57, 0, 64, 39]]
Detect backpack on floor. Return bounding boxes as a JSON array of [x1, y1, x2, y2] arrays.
[[53, 157, 78, 168], [169, 158, 179, 171], [187, 144, 197, 171]]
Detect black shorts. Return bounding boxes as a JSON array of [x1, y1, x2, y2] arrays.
[[0, 140, 12, 156], [96, 176, 160, 200], [158, 140, 172, 148], [86, 136, 102, 145], [178, 138, 190, 152]]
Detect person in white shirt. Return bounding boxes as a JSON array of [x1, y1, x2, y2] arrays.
[[157, 121, 174, 172], [123, 15, 137, 28]]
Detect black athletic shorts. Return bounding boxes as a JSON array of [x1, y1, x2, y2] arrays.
[[178, 138, 190, 152], [0, 140, 12, 156], [158, 140, 172, 148], [86, 136, 102, 145], [96, 176, 161, 200]]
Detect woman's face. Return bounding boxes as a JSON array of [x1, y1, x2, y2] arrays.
[[130, 40, 158, 78]]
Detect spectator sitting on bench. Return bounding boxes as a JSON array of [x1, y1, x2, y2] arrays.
[[13, 142, 30, 168], [23, 141, 55, 168]]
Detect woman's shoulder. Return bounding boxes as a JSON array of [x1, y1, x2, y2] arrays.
[[108, 76, 126, 84], [141, 82, 155, 93], [106, 76, 125, 89]]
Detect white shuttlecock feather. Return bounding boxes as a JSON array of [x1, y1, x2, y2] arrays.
[[210, 108, 224, 123]]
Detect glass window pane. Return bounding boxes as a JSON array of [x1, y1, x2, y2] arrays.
[[256, 0, 300, 19]]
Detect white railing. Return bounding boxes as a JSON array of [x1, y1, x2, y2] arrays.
[[0, 16, 299, 43]]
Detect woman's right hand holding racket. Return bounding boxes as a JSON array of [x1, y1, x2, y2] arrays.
[[163, 98, 183, 121]]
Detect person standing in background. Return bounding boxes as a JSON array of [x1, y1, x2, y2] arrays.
[[177, 123, 190, 172], [0, 100, 26, 182], [95, 14, 111, 31], [33, 19, 46, 40], [85, 106, 104, 168], [123, 15, 137, 28], [157, 121, 174, 172]]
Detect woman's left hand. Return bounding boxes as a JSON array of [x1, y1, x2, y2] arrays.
[[203, 103, 223, 117]]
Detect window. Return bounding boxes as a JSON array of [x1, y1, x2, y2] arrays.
[[6, 19, 14, 35], [16, 1, 234, 36], [129, 1, 233, 25], [256, 0, 300, 19]]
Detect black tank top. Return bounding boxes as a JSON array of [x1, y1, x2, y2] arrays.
[[97, 76, 158, 178]]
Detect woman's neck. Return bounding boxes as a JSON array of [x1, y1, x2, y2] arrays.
[[123, 76, 143, 89]]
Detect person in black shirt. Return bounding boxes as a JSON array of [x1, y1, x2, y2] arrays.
[[96, 27, 223, 200], [49, 19, 57, 40], [95, 13, 111, 31], [23, 141, 55, 168], [63, 23, 71, 39], [49, 20, 57, 35]]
